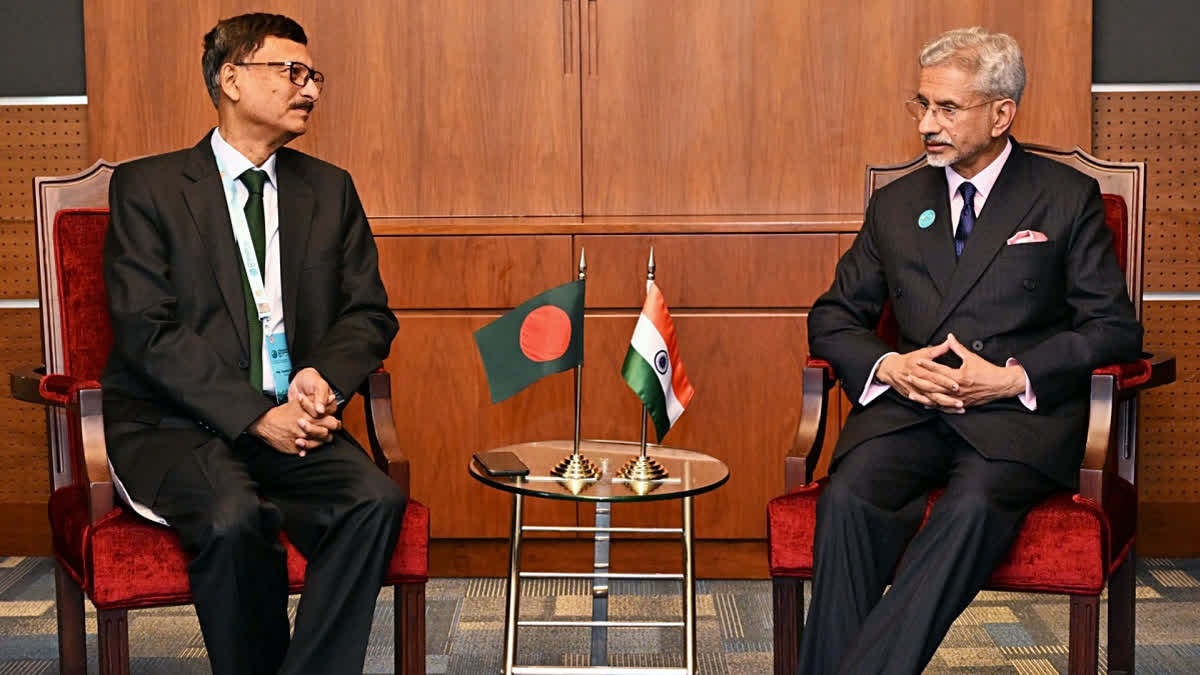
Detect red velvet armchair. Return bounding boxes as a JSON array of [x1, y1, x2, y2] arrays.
[[767, 146, 1176, 675], [11, 161, 430, 675]]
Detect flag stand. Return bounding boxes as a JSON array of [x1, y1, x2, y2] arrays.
[[551, 248, 600, 481], [618, 247, 668, 484]]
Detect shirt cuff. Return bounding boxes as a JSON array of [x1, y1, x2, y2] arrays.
[[1006, 357, 1037, 411], [859, 352, 897, 406]]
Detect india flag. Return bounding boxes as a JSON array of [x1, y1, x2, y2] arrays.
[[621, 282, 695, 441]]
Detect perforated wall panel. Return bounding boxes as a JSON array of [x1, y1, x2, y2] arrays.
[[0, 104, 88, 298]]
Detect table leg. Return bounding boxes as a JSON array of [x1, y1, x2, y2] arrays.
[[591, 501, 612, 666], [504, 493, 524, 675], [682, 495, 696, 675]]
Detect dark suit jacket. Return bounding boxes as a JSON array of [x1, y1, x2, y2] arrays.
[[808, 140, 1143, 487], [101, 132, 399, 501]]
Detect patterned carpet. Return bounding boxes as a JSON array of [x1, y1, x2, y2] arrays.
[[2, 556, 1199, 673]]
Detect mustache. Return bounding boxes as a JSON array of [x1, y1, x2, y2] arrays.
[[290, 101, 314, 112], [923, 133, 952, 146]]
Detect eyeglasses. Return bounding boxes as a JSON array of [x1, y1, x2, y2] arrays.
[[235, 61, 325, 91], [904, 97, 998, 124]]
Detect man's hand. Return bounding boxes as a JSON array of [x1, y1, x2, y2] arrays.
[[249, 367, 342, 456], [910, 333, 1027, 408], [248, 397, 340, 456], [288, 367, 339, 419], [875, 340, 965, 411]]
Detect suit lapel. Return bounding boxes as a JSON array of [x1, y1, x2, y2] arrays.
[[911, 166, 956, 299], [274, 149, 315, 343], [181, 134, 250, 351], [929, 141, 1039, 335]]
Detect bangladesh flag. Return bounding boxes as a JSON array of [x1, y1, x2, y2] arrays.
[[474, 279, 586, 404], [621, 282, 694, 441]]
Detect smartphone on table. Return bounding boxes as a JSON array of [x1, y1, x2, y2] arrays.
[[473, 451, 530, 477]]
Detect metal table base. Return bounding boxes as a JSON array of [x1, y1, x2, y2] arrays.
[[502, 493, 697, 675]]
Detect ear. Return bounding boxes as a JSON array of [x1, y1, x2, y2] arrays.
[[990, 99, 1016, 138], [219, 62, 241, 104]]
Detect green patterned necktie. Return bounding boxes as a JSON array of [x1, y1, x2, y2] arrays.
[[238, 169, 268, 389]]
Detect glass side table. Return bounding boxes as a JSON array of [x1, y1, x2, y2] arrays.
[[469, 439, 730, 675]]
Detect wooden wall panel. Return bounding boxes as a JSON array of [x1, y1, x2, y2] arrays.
[[1093, 92, 1200, 555], [582, 0, 1091, 215], [0, 105, 87, 555], [83, 0, 582, 217], [0, 309, 51, 554], [0, 105, 88, 298], [573, 234, 839, 308], [1093, 92, 1200, 291], [377, 235, 574, 309], [579, 313, 808, 539], [383, 314, 578, 539]]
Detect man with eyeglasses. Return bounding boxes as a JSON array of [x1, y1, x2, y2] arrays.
[[101, 13, 404, 674], [799, 27, 1142, 674]]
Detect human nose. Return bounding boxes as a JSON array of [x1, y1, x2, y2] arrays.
[[917, 105, 940, 134], [300, 76, 320, 101]]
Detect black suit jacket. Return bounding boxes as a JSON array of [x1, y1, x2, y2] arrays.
[[808, 140, 1143, 487], [101, 132, 399, 500]]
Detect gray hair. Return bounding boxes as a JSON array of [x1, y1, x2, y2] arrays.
[[919, 27, 1025, 104]]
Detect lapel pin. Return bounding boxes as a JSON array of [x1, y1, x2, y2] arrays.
[[918, 209, 936, 229]]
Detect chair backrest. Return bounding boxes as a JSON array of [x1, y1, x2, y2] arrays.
[[864, 144, 1146, 317], [33, 160, 117, 490]]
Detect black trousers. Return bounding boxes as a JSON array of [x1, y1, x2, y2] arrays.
[[114, 424, 407, 675], [796, 417, 1061, 675]]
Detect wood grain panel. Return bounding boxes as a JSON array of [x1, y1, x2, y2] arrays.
[[578, 313, 807, 539], [383, 313, 578, 539], [0, 105, 89, 298], [84, 0, 582, 217], [1093, 92, 1200, 291], [377, 235, 573, 309], [582, 0, 1091, 215], [1137, 301, 1200, 555], [573, 234, 838, 308], [0, 309, 51, 554]]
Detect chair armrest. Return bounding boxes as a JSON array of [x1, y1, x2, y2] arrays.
[[76, 387, 115, 521], [786, 364, 834, 491], [360, 370, 411, 494], [9, 365, 48, 404], [10, 367, 115, 521], [1093, 351, 1176, 396]]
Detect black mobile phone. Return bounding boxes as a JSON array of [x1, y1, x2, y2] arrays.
[[474, 451, 530, 477]]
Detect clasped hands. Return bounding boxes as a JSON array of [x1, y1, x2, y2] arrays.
[[875, 333, 1027, 413], [249, 367, 341, 456]]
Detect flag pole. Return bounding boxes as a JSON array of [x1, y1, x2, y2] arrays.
[[551, 248, 599, 482], [618, 247, 667, 485]]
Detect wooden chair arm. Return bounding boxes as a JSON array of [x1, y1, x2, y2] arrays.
[[9, 365, 50, 405], [76, 387, 115, 522], [360, 370, 411, 494], [10, 366, 115, 522], [786, 366, 832, 491]]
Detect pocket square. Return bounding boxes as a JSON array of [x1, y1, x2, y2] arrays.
[[1006, 229, 1048, 245]]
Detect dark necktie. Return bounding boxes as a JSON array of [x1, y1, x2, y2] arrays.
[[239, 169, 268, 388], [954, 181, 977, 259]]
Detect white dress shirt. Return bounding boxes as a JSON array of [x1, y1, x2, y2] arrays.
[[858, 138, 1037, 410]]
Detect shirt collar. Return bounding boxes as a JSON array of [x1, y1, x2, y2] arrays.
[[945, 137, 1012, 202], [211, 126, 278, 189]]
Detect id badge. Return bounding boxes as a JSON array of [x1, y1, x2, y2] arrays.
[[266, 330, 293, 402]]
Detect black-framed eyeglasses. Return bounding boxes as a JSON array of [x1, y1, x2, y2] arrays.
[[235, 61, 325, 91], [904, 97, 998, 123]]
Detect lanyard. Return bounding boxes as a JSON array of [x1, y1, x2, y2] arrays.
[[212, 151, 290, 400]]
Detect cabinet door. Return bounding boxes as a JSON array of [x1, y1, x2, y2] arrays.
[[580, 0, 1091, 215], [310, 0, 583, 216], [85, 0, 584, 218]]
